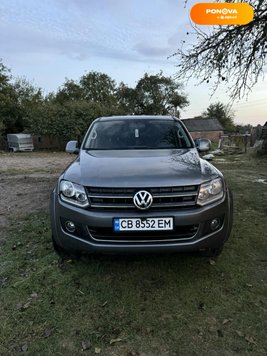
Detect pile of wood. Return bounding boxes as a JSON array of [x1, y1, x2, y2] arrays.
[[219, 135, 248, 154]]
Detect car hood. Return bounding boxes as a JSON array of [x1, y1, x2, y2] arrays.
[[63, 149, 221, 187]]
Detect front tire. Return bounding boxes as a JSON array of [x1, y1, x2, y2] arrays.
[[51, 235, 80, 259], [200, 189, 233, 258]]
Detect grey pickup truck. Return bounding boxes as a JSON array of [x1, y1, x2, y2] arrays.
[[50, 115, 233, 257]]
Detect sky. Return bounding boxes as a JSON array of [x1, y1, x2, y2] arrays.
[[0, 0, 266, 125]]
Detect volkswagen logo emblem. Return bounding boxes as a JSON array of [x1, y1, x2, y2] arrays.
[[133, 190, 153, 210]]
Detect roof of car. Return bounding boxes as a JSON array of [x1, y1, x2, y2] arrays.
[[97, 115, 177, 122], [182, 118, 224, 132]]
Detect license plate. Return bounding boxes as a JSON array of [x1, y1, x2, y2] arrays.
[[113, 217, 173, 231]]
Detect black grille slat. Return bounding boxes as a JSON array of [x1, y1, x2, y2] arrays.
[[88, 224, 199, 242], [87, 186, 198, 194], [86, 186, 198, 210]]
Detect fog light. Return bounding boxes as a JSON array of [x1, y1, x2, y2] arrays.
[[210, 218, 220, 231], [65, 220, 76, 233]]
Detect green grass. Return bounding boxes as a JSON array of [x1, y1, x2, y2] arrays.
[[0, 155, 267, 355]]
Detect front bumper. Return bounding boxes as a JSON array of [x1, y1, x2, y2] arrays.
[[50, 188, 233, 254]]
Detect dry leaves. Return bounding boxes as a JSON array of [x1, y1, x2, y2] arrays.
[[110, 338, 123, 345], [81, 341, 91, 351], [21, 344, 28, 352], [236, 330, 257, 345], [222, 318, 233, 325]]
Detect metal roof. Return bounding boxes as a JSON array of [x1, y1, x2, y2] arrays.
[[182, 118, 224, 132]]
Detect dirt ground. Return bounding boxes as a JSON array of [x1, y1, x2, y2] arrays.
[[0, 152, 74, 229]]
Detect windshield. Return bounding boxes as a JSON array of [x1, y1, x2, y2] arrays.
[[83, 119, 193, 150]]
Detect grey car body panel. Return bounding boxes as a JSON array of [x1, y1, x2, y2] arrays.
[[50, 189, 232, 253], [50, 115, 232, 254], [64, 149, 221, 187]]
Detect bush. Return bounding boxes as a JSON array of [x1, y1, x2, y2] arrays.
[[25, 101, 122, 141]]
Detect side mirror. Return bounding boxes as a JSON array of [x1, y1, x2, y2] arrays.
[[65, 140, 80, 154], [195, 138, 211, 152]]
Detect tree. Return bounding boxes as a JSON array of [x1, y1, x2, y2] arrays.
[[79, 72, 117, 106], [235, 123, 253, 135], [54, 79, 82, 103], [174, 0, 267, 100], [0, 61, 12, 133], [0, 61, 10, 86], [202, 102, 235, 131], [13, 78, 43, 129], [0, 62, 189, 141], [116, 82, 137, 114], [0, 61, 22, 133], [55, 71, 119, 108], [0, 61, 44, 134], [134, 72, 189, 116], [13, 78, 42, 105]]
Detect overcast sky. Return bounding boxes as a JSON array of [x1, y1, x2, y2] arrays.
[[0, 0, 266, 125]]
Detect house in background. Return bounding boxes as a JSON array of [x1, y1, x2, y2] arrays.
[[182, 118, 225, 142], [261, 122, 267, 139]]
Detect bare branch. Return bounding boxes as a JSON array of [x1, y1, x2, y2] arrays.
[[176, 0, 267, 100]]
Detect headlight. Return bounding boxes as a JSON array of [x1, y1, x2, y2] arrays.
[[60, 180, 89, 208], [197, 178, 224, 206]]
